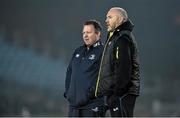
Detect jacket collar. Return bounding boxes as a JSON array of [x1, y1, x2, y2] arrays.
[[83, 40, 102, 50], [114, 19, 134, 34]]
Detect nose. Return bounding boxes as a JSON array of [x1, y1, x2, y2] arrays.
[[83, 33, 87, 38], [105, 18, 108, 23]]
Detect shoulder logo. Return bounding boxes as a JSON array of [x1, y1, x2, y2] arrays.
[[93, 42, 100, 47]]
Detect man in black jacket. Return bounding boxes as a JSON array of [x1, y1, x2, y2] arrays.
[[64, 20, 106, 117], [95, 7, 140, 117]]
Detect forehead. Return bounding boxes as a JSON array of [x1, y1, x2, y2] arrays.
[[83, 25, 95, 31], [106, 9, 120, 17]]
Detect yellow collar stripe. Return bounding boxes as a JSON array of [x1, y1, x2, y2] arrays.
[[108, 31, 114, 39]]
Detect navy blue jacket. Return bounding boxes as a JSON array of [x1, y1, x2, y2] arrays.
[[64, 41, 104, 109]]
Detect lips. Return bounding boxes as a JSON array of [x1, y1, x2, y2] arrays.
[[84, 38, 89, 42], [83, 36, 88, 40], [106, 24, 110, 28]]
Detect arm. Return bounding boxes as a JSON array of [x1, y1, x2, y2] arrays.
[[113, 35, 132, 95], [64, 62, 72, 98], [64, 52, 74, 98]]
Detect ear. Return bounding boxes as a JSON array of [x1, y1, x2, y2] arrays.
[[119, 16, 124, 24], [98, 31, 101, 37]]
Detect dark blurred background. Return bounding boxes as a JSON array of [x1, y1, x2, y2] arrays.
[[0, 0, 180, 116]]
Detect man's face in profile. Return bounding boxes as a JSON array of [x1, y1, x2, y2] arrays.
[[106, 9, 124, 32]]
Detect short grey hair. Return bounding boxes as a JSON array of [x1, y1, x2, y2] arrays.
[[110, 7, 128, 22]]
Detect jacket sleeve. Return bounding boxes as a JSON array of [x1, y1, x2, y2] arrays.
[[113, 35, 132, 96], [64, 52, 74, 99]]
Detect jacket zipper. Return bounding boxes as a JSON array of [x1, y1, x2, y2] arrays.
[[95, 36, 112, 97]]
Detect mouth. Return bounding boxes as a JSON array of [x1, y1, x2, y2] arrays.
[[84, 38, 89, 41], [106, 24, 110, 28]]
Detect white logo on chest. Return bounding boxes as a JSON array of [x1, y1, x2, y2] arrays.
[[91, 107, 99, 112], [75, 54, 80, 58], [89, 54, 95, 60]]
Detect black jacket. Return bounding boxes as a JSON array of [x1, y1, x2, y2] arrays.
[[95, 20, 140, 98], [64, 41, 104, 109]]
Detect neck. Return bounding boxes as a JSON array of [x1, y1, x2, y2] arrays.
[[86, 47, 90, 50]]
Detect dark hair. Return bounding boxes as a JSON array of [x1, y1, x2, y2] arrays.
[[83, 20, 102, 32]]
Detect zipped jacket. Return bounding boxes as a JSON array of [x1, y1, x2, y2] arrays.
[[64, 41, 104, 108], [95, 20, 140, 97]]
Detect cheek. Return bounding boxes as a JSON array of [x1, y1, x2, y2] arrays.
[[90, 35, 96, 41], [113, 20, 119, 27], [89, 36, 94, 41], [110, 19, 115, 26]]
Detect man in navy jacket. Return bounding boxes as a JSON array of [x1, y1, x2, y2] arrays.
[[64, 20, 106, 117]]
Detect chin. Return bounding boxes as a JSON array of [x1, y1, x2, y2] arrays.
[[107, 27, 112, 31], [85, 43, 90, 46]]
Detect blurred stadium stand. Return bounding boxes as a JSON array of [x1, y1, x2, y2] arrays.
[[0, 39, 67, 116]]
